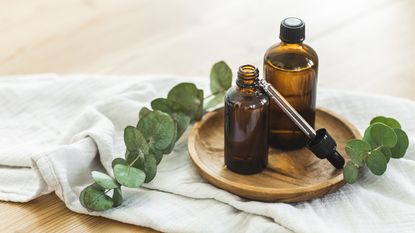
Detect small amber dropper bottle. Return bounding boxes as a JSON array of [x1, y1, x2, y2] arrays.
[[224, 65, 269, 174], [264, 17, 318, 150]]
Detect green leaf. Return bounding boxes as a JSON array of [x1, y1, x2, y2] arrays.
[[137, 110, 177, 152], [210, 61, 232, 94], [91, 171, 119, 189], [90, 182, 105, 191], [126, 150, 145, 169], [149, 102, 191, 151], [151, 98, 189, 117], [151, 148, 163, 164], [362, 124, 375, 147], [143, 153, 158, 183], [80, 184, 113, 211], [370, 116, 401, 129], [343, 161, 359, 184], [113, 164, 146, 188], [204, 92, 225, 110], [167, 83, 204, 120], [171, 112, 191, 139], [366, 149, 387, 175], [345, 139, 371, 166], [112, 188, 123, 207], [79, 185, 87, 208], [124, 126, 149, 154], [126, 145, 159, 180], [369, 123, 397, 148], [381, 147, 391, 163], [162, 126, 177, 154], [390, 128, 409, 158], [167, 83, 200, 106], [139, 107, 152, 119], [112, 158, 128, 169], [196, 89, 204, 120]]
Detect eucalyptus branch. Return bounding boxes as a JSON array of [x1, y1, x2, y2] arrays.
[[343, 116, 409, 183], [79, 61, 233, 211]]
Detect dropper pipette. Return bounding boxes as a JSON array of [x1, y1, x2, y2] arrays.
[[257, 78, 345, 169]]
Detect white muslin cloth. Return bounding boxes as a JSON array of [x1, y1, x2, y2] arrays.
[[0, 74, 414, 233]]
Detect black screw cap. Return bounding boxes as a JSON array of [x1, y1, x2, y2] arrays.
[[280, 17, 305, 43]]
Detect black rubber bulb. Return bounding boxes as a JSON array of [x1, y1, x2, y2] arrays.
[[307, 128, 345, 169]]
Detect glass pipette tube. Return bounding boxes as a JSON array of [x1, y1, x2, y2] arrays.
[[256, 78, 345, 169]]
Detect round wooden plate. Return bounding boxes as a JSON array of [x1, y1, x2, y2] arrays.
[[188, 108, 361, 202]]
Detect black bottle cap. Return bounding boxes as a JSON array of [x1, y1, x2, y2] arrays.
[[279, 17, 305, 43], [307, 128, 345, 169]]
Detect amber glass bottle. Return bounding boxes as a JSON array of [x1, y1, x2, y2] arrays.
[[264, 17, 318, 150], [224, 65, 269, 174]]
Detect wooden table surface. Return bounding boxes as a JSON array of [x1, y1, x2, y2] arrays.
[[0, 0, 414, 232]]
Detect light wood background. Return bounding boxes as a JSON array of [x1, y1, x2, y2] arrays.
[[0, 0, 414, 232]]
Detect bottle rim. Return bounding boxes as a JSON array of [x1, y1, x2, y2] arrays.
[[238, 64, 259, 79]]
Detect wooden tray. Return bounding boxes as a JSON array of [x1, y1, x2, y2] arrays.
[[188, 108, 361, 202]]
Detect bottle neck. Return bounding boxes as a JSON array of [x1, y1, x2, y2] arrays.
[[236, 65, 259, 89], [280, 41, 303, 46], [236, 77, 256, 88]]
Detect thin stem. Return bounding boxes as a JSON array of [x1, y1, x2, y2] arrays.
[[204, 90, 221, 99], [372, 146, 382, 151], [128, 151, 141, 168]]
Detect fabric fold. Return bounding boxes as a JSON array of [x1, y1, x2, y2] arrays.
[[1, 75, 414, 233]]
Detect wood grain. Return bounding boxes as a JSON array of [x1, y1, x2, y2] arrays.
[[0, 194, 157, 233], [188, 108, 361, 202]]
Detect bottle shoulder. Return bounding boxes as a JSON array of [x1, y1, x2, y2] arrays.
[[264, 42, 318, 61], [264, 42, 318, 71], [302, 43, 319, 63], [225, 86, 269, 109]]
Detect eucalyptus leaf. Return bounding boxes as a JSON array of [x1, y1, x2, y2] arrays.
[[343, 161, 359, 184], [137, 110, 177, 152], [366, 149, 387, 175], [210, 61, 232, 94], [114, 164, 146, 188], [112, 188, 123, 207], [148, 105, 190, 141], [139, 107, 152, 119], [90, 182, 105, 191], [362, 124, 375, 147], [204, 92, 225, 110], [370, 116, 401, 129], [80, 184, 113, 211], [345, 139, 371, 166], [151, 98, 189, 117], [381, 147, 391, 163], [126, 150, 145, 169], [125, 150, 129, 157], [162, 126, 177, 154], [91, 171, 119, 189], [167, 83, 200, 105], [151, 148, 163, 164], [79, 186, 87, 208], [167, 83, 204, 120], [196, 89, 204, 120], [369, 123, 397, 148], [124, 126, 149, 154], [112, 158, 128, 169], [143, 153, 157, 183], [171, 112, 191, 139], [390, 128, 409, 158]]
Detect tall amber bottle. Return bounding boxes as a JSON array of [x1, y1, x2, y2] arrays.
[[264, 17, 318, 150], [224, 65, 269, 174]]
